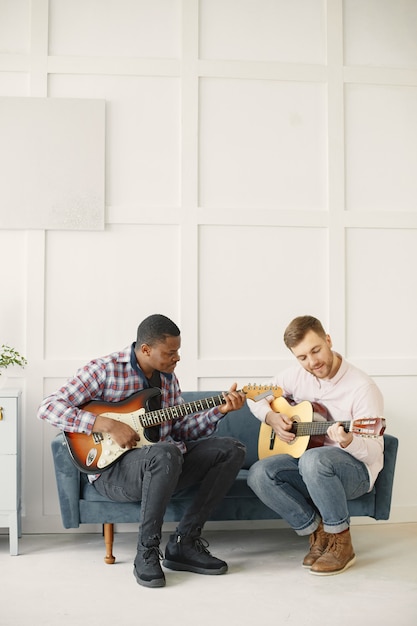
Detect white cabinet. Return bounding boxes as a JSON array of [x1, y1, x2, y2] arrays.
[[0, 389, 21, 555]]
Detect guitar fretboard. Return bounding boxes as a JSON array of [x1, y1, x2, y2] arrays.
[[292, 420, 351, 437], [292, 417, 384, 437], [139, 394, 226, 428]]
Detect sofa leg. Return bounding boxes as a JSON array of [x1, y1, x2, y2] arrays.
[[103, 523, 116, 564]]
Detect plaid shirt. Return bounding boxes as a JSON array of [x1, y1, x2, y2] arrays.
[[37, 343, 224, 453]]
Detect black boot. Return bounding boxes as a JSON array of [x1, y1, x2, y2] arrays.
[[133, 545, 165, 588], [163, 531, 228, 575]]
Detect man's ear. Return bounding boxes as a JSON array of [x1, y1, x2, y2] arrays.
[[141, 343, 152, 357], [326, 334, 333, 349], [135, 343, 151, 360]]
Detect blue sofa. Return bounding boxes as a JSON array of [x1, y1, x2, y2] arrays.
[[51, 391, 399, 563]]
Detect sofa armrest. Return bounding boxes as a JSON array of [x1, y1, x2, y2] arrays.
[[373, 434, 399, 520], [51, 433, 82, 528]]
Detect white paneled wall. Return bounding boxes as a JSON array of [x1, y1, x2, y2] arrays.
[[0, 0, 416, 533]]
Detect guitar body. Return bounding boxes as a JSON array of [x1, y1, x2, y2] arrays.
[[258, 396, 313, 459], [257, 396, 386, 460], [63, 388, 160, 473]]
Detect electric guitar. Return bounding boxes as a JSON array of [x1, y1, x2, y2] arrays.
[[63, 384, 282, 473], [258, 396, 386, 460]]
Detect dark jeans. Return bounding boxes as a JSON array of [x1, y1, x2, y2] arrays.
[[93, 437, 246, 549]]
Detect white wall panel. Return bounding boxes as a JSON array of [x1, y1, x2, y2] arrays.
[[44, 225, 181, 359], [200, 0, 326, 63], [49, 75, 181, 210], [0, 0, 30, 54], [345, 84, 417, 211], [199, 225, 328, 359], [49, 0, 181, 59], [0, 72, 29, 95], [377, 375, 417, 521], [346, 228, 417, 358], [199, 78, 327, 209], [344, 0, 417, 69], [0, 231, 27, 352]]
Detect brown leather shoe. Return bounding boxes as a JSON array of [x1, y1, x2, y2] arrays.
[[302, 521, 330, 568], [310, 528, 356, 576]]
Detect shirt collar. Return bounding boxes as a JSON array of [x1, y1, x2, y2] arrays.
[[129, 342, 173, 385], [130, 342, 147, 382]]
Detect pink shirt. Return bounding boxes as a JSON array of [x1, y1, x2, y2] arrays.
[[247, 354, 384, 489]]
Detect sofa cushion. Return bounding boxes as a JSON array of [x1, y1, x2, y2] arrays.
[[181, 391, 260, 469]]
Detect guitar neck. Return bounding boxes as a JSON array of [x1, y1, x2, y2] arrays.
[[140, 394, 226, 428], [293, 420, 351, 437]]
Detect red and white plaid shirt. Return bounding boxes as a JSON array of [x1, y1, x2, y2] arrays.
[[37, 343, 224, 453]]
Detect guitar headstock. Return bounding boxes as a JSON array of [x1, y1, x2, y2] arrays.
[[351, 417, 386, 437], [242, 384, 283, 401]]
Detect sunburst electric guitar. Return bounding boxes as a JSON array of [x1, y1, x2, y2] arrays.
[[63, 384, 282, 473], [258, 396, 386, 460]]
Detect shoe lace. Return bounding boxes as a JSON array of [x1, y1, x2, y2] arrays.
[[327, 533, 348, 557], [192, 537, 212, 555], [310, 526, 329, 550], [143, 546, 163, 564]]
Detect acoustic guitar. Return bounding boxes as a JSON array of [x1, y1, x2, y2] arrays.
[[258, 396, 386, 459], [63, 384, 282, 473]]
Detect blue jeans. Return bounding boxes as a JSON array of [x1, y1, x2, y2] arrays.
[[94, 437, 246, 548], [247, 447, 370, 535]]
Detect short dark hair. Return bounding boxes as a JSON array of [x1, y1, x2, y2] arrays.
[[136, 314, 180, 346], [283, 315, 326, 349]]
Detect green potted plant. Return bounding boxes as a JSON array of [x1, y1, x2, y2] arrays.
[[0, 344, 27, 377]]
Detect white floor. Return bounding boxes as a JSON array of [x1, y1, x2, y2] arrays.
[[1, 523, 417, 626]]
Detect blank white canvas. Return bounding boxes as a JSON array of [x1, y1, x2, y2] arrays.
[[0, 97, 105, 230]]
